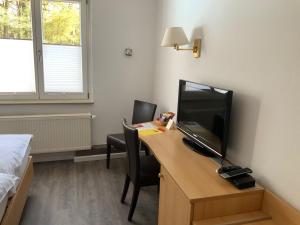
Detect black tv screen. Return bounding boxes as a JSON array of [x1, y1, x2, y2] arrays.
[[177, 80, 233, 158]]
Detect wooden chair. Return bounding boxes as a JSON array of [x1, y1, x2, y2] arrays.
[[121, 119, 160, 221], [106, 100, 157, 169]]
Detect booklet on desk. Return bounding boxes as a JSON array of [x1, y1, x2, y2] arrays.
[[133, 122, 163, 136]]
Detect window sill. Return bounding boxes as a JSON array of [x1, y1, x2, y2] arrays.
[[0, 99, 94, 105]]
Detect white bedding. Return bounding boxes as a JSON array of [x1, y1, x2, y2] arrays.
[[0, 135, 32, 223], [0, 195, 8, 223], [16, 145, 31, 179], [0, 135, 32, 177]]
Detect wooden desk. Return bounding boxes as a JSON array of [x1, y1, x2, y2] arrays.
[[140, 130, 300, 225]]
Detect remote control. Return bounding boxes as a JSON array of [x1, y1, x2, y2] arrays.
[[219, 168, 253, 179], [217, 165, 241, 174]]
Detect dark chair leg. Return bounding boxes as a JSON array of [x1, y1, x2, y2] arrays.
[[106, 143, 111, 169], [121, 175, 130, 203], [128, 185, 140, 221]]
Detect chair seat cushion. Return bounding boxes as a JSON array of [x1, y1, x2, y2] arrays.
[[139, 155, 160, 186], [107, 133, 126, 151]]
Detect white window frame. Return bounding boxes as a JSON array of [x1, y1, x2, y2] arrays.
[[0, 0, 90, 103]]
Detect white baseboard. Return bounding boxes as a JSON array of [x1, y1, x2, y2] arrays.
[[74, 151, 146, 163], [32, 149, 146, 163], [74, 152, 126, 163], [33, 152, 75, 162]]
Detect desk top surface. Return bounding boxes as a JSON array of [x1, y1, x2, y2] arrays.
[[140, 129, 263, 202]]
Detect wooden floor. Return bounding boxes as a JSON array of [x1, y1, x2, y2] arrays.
[[20, 158, 158, 225]]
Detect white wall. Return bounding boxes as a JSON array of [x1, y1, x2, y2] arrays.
[[0, 0, 158, 145], [154, 0, 300, 210]]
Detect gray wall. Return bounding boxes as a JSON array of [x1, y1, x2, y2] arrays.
[[153, 0, 300, 210]]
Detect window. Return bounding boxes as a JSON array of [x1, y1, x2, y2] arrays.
[[0, 0, 88, 101]]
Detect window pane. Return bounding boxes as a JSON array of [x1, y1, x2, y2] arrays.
[[43, 44, 82, 92], [0, 0, 36, 93], [41, 0, 83, 93]]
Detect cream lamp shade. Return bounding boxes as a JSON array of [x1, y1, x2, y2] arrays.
[[161, 27, 189, 47]]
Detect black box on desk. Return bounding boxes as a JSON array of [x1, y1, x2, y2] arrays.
[[228, 174, 256, 189]]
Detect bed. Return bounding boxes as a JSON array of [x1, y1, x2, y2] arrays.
[[0, 135, 33, 225], [0, 196, 8, 224]]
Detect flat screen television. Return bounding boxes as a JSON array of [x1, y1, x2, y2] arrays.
[[177, 80, 233, 158]]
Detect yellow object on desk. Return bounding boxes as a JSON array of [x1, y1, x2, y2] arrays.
[[138, 129, 162, 137]]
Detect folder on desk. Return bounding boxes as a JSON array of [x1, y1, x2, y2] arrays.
[[135, 122, 163, 136], [138, 128, 162, 137]]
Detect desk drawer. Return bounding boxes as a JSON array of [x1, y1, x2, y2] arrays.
[[158, 166, 192, 225], [193, 190, 264, 220]]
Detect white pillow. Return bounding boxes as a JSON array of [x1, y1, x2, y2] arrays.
[[0, 173, 19, 202], [0, 134, 32, 175]]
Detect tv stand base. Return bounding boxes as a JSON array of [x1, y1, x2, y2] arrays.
[[182, 137, 215, 158]]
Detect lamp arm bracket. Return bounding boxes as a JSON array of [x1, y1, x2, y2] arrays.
[[174, 39, 201, 58], [175, 47, 194, 51]]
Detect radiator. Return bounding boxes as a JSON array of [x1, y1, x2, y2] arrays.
[[0, 113, 94, 154]]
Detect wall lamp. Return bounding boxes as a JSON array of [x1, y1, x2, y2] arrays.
[[161, 27, 201, 58]]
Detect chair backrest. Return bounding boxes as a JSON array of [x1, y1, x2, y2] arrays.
[[123, 119, 140, 184], [132, 100, 157, 124]]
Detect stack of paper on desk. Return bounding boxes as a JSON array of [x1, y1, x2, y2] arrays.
[[133, 122, 163, 136]]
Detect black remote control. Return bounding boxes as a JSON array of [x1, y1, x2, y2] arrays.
[[219, 167, 253, 179]]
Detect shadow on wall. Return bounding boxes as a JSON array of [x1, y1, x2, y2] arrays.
[[191, 26, 205, 53], [190, 26, 204, 41], [226, 93, 261, 167]]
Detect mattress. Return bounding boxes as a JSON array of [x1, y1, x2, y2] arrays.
[[15, 145, 31, 179], [0, 195, 8, 223]]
